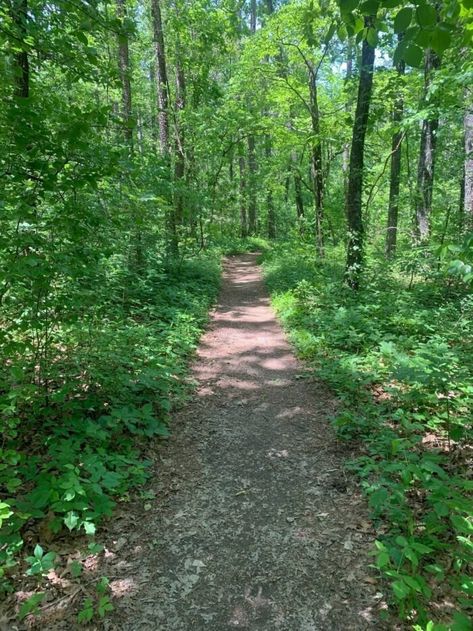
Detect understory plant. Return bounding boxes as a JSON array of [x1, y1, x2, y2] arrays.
[[263, 243, 473, 630]]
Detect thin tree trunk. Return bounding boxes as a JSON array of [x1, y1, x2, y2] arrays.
[[239, 152, 248, 238], [343, 39, 354, 196], [464, 104, 473, 230], [12, 0, 29, 98], [309, 66, 324, 256], [250, 0, 257, 31], [246, 0, 257, 236], [385, 38, 405, 257], [264, 0, 275, 239], [415, 49, 440, 241], [247, 135, 257, 235], [265, 134, 276, 239], [174, 58, 186, 225], [345, 19, 376, 289], [150, 0, 177, 254], [116, 0, 133, 148], [293, 160, 304, 221]]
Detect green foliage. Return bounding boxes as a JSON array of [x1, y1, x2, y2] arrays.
[[0, 253, 220, 596], [77, 576, 114, 624], [263, 243, 473, 628]]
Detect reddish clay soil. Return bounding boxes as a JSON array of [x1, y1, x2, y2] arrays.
[[13, 254, 386, 630]]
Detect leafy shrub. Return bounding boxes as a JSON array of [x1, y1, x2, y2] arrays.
[[0, 253, 220, 596], [263, 244, 473, 629]]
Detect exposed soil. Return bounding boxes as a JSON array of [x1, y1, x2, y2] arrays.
[[10, 253, 386, 630], [100, 253, 383, 630]]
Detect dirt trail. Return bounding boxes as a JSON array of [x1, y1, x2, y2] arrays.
[[105, 254, 381, 630]]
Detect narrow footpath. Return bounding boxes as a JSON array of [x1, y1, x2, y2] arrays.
[[105, 253, 381, 630]]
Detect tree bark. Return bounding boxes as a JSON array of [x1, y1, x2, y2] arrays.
[[239, 151, 248, 238], [385, 38, 405, 257], [151, 0, 170, 157], [250, 0, 257, 32], [415, 49, 440, 242], [308, 66, 324, 256], [116, 0, 133, 148], [174, 58, 186, 225], [345, 19, 376, 289], [265, 0, 275, 239], [293, 158, 304, 221], [12, 0, 30, 98], [464, 105, 473, 230], [246, 0, 257, 235], [247, 135, 257, 234], [265, 134, 276, 239], [150, 0, 177, 254], [342, 39, 354, 196]]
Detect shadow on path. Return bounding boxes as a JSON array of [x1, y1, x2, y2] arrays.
[[104, 253, 383, 630]]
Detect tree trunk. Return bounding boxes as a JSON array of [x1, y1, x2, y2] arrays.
[[151, 0, 170, 157], [150, 0, 177, 254], [265, 134, 276, 239], [239, 152, 248, 238], [12, 0, 30, 98], [247, 135, 257, 234], [345, 19, 376, 289], [264, 0, 275, 239], [385, 40, 405, 257], [250, 0, 257, 32], [293, 160, 304, 221], [174, 58, 186, 225], [116, 0, 133, 148], [415, 49, 440, 242], [246, 0, 257, 236], [309, 66, 324, 256], [342, 39, 354, 196], [464, 105, 473, 230]]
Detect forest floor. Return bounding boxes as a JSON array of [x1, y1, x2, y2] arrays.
[[96, 253, 386, 631], [24, 253, 388, 630]]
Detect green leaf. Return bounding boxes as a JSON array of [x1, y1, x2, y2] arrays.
[[394, 7, 412, 33], [77, 597, 94, 623], [340, 0, 360, 11], [360, 0, 379, 14], [392, 579, 411, 599], [403, 43, 424, 67], [416, 2, 437, 28], [338, 24, 348, 41], [19, 593, 45, 620], [34, 544, 44, 559], [366, 27, 378, 46], [64, 511, 79, 531], [431, 26, 452, 54], [83, 521, 96, 535]]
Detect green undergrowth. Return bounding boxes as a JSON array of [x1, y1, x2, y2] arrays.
[[215, 235, 272, 255], [0, 254, 220, 598], [262, 243, 473, 631]]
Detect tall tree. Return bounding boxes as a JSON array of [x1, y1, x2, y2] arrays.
[[239, 149, 248, 237], [342, 39, 354, 197], [385, 35, 405, 257], [247, 0, 258, 235], [12, 0, 30, 98], [151, 0, 170, 156], [345, 19, 376, 289], [174, 53, 186, 225], [150, 0, 177, 253], [116, 0, 133, 147], [464, 98, 473, 230], [415, 49, 440, 241], [265, 0, 276, 239], [308, 61, 324, 256]]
